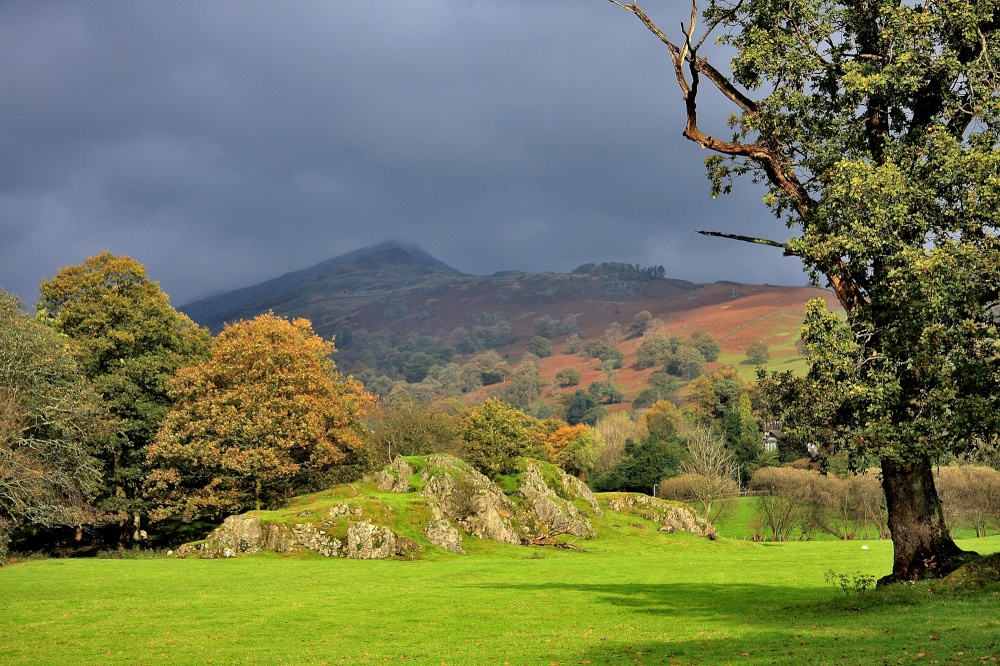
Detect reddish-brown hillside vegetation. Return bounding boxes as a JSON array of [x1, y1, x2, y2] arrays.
[[181, 243, 840, 406]]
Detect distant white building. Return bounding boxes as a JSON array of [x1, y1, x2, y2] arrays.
[[761, 421, 782, 452]]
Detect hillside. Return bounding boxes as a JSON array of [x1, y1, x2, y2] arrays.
[[180, 242, 841, 405]]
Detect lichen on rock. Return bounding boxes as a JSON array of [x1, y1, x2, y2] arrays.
[[346, 520, 415, 559], [517, 463, 596, 538], [420, 454, 522, 545], [374, 456, 415, 493], [175, 512, 411, 559], [423, 504, 465, 554]]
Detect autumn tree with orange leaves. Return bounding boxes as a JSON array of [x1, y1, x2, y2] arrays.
[[146, 313, 376, 521]]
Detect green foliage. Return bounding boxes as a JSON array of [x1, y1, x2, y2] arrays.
[[532, 314, 578, 339], [648, 370, 679, 395], [665, 345, 705, 380], [629, 310, 654, 336], [631, 388, 660, 410], [745, 340, 770, 365], [563, 389, 607, 426], [590, 436, 686, 493], [526, 335, 554, 358], [689, 331, 721, 363], [496, 356, 543, 410], [600, 348, 624, 370], [581, 339, 610, 359], [634, 333, 674, 369], [587, 380, 624, 405], [459, 399, 532, 478], [37, 253, 211, 531], [471, 350, 510, 386], [824, 570, 876, 597], [401, 351, 436, 383], [724, 393, 768, 483], [571, 262, 665, 281], [614, 0, 1000, 577], [0, 290, 107, 558], [563, 333, 583, 354], [554, 367, 581, 388]]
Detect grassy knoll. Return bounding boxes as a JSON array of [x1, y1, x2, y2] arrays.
[[2, 512, 998, 665]]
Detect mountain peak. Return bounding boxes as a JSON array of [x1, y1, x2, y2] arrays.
[[180, 241, 460, 331]]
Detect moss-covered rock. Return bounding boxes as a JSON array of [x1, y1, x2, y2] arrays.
[[174, 457, 693, 559]]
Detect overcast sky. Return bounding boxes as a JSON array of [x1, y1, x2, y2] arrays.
[[1, 1, 811, 308]]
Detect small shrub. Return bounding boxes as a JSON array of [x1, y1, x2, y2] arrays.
[[745, 340, 770, 364], [824, 570, 876, 596], [526, 335, 554, 358], [554, 368, 581, 388]]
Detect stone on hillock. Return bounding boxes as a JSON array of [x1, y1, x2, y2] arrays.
[[420, 454, 522, 545], [346, 520, 416, 559], [518, 463, 596, 538], [375, 456, 414, 493], [605, 494, 718, 540], [391, 456, 414, 478], [175, 510, 413, 559], [180, 515, 265, 557], [424, 505, 465, 554], [326, 502, 363, 518]]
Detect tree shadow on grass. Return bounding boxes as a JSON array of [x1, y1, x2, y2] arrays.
[[476, 581, 823, 620], [477, 581, 1000, 664], [571, 629, 995, 666]]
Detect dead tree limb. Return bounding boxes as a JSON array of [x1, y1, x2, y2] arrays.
[[608, 0, 865, 313]]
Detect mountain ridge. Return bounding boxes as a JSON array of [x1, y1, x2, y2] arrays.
[[180, 241, 461, 331]]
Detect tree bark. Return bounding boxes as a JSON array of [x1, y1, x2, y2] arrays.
[[878, 456, 974, 585]]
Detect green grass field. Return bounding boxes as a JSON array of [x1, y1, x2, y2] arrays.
[[3, 503, 999, 666]]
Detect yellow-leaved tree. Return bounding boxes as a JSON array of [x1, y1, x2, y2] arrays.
[[146, 313, 376, 520]]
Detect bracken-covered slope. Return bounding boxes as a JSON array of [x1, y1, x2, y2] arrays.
[[179, 242, 838, 356]]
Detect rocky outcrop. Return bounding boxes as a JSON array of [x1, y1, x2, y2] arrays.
[[417, 456, 608, 543], [420, 455, 521, 545], [424, 505, 465, 554], [374, 456, 414, 493], [175, 458, 705, 561], [175, 513, 413, 559], [326, 502, 363, 518], [346, 521, 416, 559], [605, 494, 718, 540], [517, 463, 596, 538]]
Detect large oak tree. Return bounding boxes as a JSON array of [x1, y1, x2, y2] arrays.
[[610, 0, 1000, 582]]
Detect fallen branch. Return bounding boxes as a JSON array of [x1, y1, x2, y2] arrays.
[[522, 536, 587, 551]]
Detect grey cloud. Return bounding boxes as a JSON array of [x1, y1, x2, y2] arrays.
[[0, 0, 808, 307]]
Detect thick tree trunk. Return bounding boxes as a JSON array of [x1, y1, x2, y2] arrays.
[[879, 456, 975, 585]]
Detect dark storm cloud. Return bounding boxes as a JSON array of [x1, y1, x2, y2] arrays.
[[0, 0, 808, 307]]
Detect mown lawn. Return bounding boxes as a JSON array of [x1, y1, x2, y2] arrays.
[[2, 512, 998, 665]]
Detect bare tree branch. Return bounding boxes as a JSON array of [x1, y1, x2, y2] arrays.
[[696, 230, 790, 252], [609, 0, 866, 314]]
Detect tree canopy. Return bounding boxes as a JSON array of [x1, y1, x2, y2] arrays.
[[37, 252, 211, 541], [611, 0, 1000, 582], [460, 398, 532, 478], [146, 313, 376, 520], [0, 291, 107, 559]]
